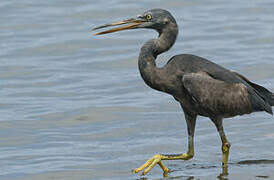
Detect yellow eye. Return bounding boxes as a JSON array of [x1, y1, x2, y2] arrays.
[[145, 14, 152, 20]]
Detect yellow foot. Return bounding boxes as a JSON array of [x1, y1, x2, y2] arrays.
[[133, 154, 169, 175], [133, 152, 194, 175]]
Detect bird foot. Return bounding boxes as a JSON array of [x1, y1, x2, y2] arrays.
[[133, 152, 194, 175], [133, 154, 170, 175]]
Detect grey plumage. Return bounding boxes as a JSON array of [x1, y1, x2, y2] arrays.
[[136, 9, 273, 118], [92, 8, 273, 175]]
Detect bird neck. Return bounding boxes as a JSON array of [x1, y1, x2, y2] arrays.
[[138, 24, 178, 90]]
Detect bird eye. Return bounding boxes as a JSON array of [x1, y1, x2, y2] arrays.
[[145, 14, 152, 20]]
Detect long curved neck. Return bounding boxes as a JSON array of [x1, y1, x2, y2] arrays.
[[138, 24, 178, 90]]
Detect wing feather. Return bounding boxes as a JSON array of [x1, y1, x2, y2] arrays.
[[182, 72, 253, 117]]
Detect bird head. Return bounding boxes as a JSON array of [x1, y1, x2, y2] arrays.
[[92, 9, 177, 35]]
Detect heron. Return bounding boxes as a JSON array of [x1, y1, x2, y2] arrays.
[[92, 9, 274, 176]]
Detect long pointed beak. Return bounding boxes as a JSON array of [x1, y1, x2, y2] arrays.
[[92, 18, 144, 35]]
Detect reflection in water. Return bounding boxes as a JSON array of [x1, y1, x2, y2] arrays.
[[217, 166, 228, 180], [137, 165, 228, 180], [156, 159, 274, 180], [139, 175, 194, 180], [255, 175, 269, 179], [237, 159, 274, 165], [141, 161, 272, 180]]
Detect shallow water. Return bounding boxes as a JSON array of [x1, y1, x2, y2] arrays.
[[1, 0, 274, 180]]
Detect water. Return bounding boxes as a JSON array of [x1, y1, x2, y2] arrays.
[[1, 0, 274, 179]]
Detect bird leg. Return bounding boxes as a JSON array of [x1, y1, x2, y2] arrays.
[[134, 110, 197, 175], [133, 136, 194, 175], [221, 137, 231, 167], [211, 118, 231, 167], [133, 154, 169, 175]]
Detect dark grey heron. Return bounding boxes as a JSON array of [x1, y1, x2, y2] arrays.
[[92, 9, 274, 176]]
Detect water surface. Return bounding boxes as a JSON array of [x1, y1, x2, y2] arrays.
[[1, 0, 274, 180]]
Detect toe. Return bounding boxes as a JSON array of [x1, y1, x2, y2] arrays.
[[134, 154, 165, 175], [134, 157, 154, 174], [142, 155, 162, 175]]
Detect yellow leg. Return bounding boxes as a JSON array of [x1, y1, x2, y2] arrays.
[[221, 162, 229, 176], [211, 117, 231, 168], [222, 142, 230, 167], [134, 137, 194, 176], [219, 149, 229, 177], [133, 110, 197, 176], [158, 161, 169, 174], [133, 152, 194, 175]]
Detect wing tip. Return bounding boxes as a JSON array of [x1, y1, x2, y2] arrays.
[[265, 105, 273, 115]]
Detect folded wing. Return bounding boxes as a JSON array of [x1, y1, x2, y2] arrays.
[[182, 71, 272, 117]]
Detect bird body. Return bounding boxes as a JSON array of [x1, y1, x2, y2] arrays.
[[93, 8, 273, 176], [140, 52, 273, 118], [138, 30, 273, 119]]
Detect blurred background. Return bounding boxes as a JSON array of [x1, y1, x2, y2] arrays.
[[1, 0, 274, 179]]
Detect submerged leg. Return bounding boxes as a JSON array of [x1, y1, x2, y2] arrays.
[[211, 117, 231, 168], [134, 110, 197, 175]]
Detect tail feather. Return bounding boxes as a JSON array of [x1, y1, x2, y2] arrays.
[[247, 88, 273, 115], [247, 81, 274, 107], [246, 82, 273, 114], [233, 71, 273, 113], [271, 93, 274, 106]]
